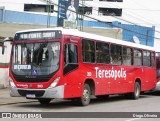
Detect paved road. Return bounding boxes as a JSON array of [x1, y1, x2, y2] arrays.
[[0, 91, 160, 121]]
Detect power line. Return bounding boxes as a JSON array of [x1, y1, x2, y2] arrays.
[[79, 1, 160, 37], [2, 0, 160, 40], [89, 0, 160, 37], [123, 8, 160, 11], [52, 1, 160, 40], [78, 3, 160, 40], [92, 0, 156, 27], [121, 0, 160, 35]]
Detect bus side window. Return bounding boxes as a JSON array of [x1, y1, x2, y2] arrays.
[[143, 51, 151, 67], [64, 44, 78, 75], [151, 52, 155, 67], [82, 39, 95, 63], [123, 47, 132, 66], [64, 44, 78, 66], [96, 42, 110, 64], [134, 49, 142, 66], [111, 44, 122, 65]]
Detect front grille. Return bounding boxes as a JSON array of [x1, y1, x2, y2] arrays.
[[12, 71, 56, 82], [15, 77, 50, 82], [18, 90, 45, 97]]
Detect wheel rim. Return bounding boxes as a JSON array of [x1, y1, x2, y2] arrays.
[[82, 89, 90, 102], [135, 84, 140, 97]]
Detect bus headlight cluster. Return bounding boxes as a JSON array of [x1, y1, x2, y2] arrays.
[[48, 77, 60, 89], [9, 77, 16, 88]]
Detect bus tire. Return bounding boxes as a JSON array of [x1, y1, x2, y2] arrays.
[[38, 99, 51, 105], [126, 82, 140, 99], [78, 84, 91, 106]]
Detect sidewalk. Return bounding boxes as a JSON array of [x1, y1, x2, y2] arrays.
[[0, 88, 36, 105]]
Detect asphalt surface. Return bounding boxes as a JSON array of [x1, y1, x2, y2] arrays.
[[0, 88, 37, 105], [1, 88, 160, 121]]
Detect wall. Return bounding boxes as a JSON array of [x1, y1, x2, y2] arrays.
[[0, 0, 47, 11], [112, 21, 155, 47], [0, 41, 12, 88], [122, 25, 155, 47], [4, 10, 57, 25], [0, 9, 3, 21], [2, 10, 114, 28]]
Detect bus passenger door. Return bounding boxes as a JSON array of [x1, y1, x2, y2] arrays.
[[63, 36, 81, 98]]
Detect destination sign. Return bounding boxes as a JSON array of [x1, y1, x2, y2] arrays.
[[14, 30, 62, 40]]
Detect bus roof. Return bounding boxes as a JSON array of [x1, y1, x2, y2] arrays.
[[16, 27, 155, 51]]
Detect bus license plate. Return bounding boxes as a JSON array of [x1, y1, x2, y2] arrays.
[[26, 94, 36, 98]]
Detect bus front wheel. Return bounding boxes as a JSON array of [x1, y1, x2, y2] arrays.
[[78, 84, 91, 106], [38, 99, 51, 105]]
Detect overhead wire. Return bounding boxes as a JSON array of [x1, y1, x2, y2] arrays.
[[124, 0, 160, 33], [91, 0, 158, 27], [2, 0, 160, 40], [78, 2, 160, 40], [92, 0, 160, 36]]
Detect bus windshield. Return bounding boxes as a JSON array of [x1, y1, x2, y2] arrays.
[[11, 42, 60, 76]]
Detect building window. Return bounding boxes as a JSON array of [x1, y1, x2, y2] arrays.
[[24, 4, 54, 13], [99, 0, 123, 2], [78, 7, 92, 15], [99, 8, 122, 16], [79, 0, 93, 1]]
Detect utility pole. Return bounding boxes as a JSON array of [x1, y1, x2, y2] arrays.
[[146, 28, 149, 46], [79, 0, 85, 31], [47, 0, 51, 28]]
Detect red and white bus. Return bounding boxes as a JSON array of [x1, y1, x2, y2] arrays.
[[3, 28, 157, 106]]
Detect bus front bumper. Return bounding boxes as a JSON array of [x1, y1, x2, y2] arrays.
[[152, 81, 160, 91], [10, 85, 64, 99]]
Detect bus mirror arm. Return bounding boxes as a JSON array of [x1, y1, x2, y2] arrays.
[[2, 42, 4, 55], [1, 37, 13, 55]]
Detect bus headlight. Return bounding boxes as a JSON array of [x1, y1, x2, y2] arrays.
[[157, 81, 160, 85], [48, 77, 60, 89], [9, 77, 16, 88]]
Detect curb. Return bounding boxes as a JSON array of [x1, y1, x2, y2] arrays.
[[0, 101, 38, 106], [0, 84, 6, 89]]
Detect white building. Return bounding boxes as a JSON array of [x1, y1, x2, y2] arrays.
[[0, 0, 160, 88], [0, 0, 58, 16], [80, 0, 160, 51], [0, 0, 160, 49], [0, 0, 159, 26]]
